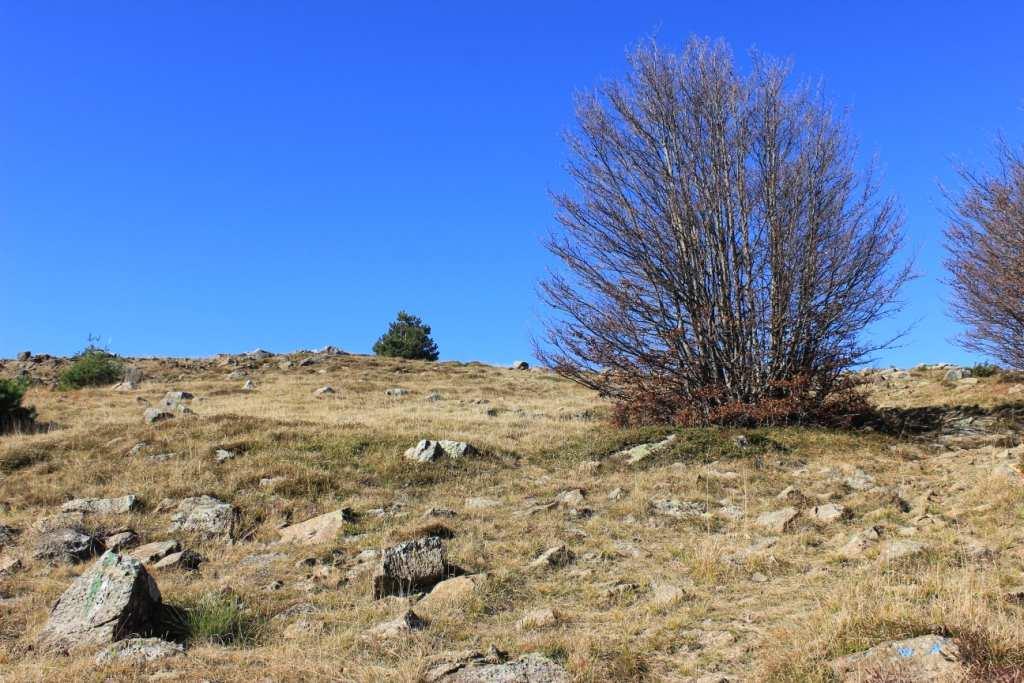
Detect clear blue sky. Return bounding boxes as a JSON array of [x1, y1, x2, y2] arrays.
[[3, 2, 1022, 366]]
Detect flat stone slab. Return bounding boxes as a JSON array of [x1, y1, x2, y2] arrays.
[[130, 540, 180, 565], [279, 508, 355, 545], [62, 495, 139, 515], [95, 637, 183, 664]]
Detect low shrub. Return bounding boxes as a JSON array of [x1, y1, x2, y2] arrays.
[[0, 377, 36, 434], [58, 346, 124, 389], [970, 363, 1001, 378]]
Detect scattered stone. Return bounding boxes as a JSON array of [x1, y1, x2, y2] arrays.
[[34, 528, 103, 564], [373, 537, 448, 598], [878, 539, 927, 563], [511, 361, 530, 370], [214, 448, 237, 463], [0, 524, 21, 547], [516, 607, 558, 631], [810, 503, 848, 524], [168, 496, 236, 539], [651, 583, 686, 608], [279, 508, 356, 545], [617, 434, 677, 465], [95, 637, 183, 665], [242, 379, 256, 391], [366, 610, 426, 639], [423, 507, 457, 519], [153, 549, 204, 571], [385, 388, 409, 397], [750, 572, 769, 583], [405, 439, 479, 463], [38, 551, 162, 652], [839, 527, 882, 559], [259, 476, 285, 488], [422, 650, 568, 683], [62, 495, 139, 515], [529, 544, 574, 569], [143, 407, 174, 425], [415, 574, 486, 615], [130, 540, 181, 565], [844, 469, 876, 491], [830, 634, 965, 682], [313, 386, 335, 397], [104, 530, 140, 552], [227, 369, 247, 380], [465, 497, 501, 510], [608, 487, 626, 501], [650, 498, 707, 519], [0, 556, 22, 575]]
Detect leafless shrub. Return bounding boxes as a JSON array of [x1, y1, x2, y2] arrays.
[[537, 37, 911, 426], [945, 139, 1024, 370]]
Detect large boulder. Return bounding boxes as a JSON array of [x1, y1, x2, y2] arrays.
[[38, 551, 162, 652], [143, 407, 174, 425], [373, 537, 448, 598], [279, 508, 356, 545], [169, 495, 236, 539]]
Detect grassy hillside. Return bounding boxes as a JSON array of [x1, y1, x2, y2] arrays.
[[1, 353, 1024, 681]]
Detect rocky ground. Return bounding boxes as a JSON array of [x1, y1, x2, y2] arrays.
[[1, 352, 1024, 681]]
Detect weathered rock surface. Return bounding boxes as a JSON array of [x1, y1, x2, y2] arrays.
[[405, 439, 478, 463], [422, 649, 568, 682], [810, 503, 847, 524], [373, 537, 448, 598], [617, 434, 677, 465], [756, 507, 799, 533], [143, 407, 174, 425], [34, 528, 103, 564], [62, 495, 139, 515], [415, 573, 486, 615], [366, 610, 426, 639], [279, 508, 355, 545], [529, 544, 574, 569], [38, 551, 162, 652], [313, 386, 335, 397], [95, 637, 183, 664], [511, 361, 530, 370], [169, 495, 236, 538], [830, 634, 965, 682], [130, 540, 180, 564]]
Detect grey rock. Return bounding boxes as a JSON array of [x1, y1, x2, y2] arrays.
[[510, 361, 530, 370], [226, 369, 248, 380], [62, 495, 139, 515], [242, 379, 256, 391], [529, 544, 574, 569], [246, 349, 274, 359], [830, 634, 964, 682], [313, 386, 335, 397], [405, 439, 479, 463], [130, 540, 181, 564], [373, 537, 448, 598], [38, 551, 162, 652], [214, 448, 237, 463], [16, 351, 31, 361], [423, 650, 568, 683], [618, 434, 677, 465], [104, 530, 140, 552], [366, 609, 426, 639], [143, 407, 174, 425], [34, 528, 103, 564], [649, 498, 707, 519], [811, 503, 848, 524], [95, 637, 183, 664], [153, 549, 204, 570], [385, 387, 410, 397], [279, 508, 356, 545], [168, 496, 236, 539], [755, 507, 799, 533]]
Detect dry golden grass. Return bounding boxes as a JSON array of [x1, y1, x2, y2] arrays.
[[1, 356, 1024, 681]]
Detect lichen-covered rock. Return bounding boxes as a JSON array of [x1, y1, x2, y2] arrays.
[[38, 551, 162, 652], [62, 495, 139, 515], [169, 496, 236, 539], [830, 634, 965, 682], [423, 649, 568, 682], [95, 637, 183, 664], [373, 537, 448, 598], [33, 528, 103, 564]]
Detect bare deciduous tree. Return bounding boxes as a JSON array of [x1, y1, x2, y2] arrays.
[[537, 38, 911, 425], [945, 139, 1024, 369]]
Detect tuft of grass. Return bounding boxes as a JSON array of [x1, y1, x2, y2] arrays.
[[160, 592, 266, 647]]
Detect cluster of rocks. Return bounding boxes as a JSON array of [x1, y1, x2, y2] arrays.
[[143, 390, 195, 424]]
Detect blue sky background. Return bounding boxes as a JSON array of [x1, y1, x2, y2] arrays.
[[3, 2, 1023, 366]]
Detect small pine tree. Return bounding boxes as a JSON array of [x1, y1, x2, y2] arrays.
[[58, 337, 125, 389], [0, 377, 36, 434], [373, 311, 439, 361]]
